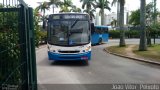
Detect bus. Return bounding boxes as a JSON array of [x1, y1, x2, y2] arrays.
[[47, 13, 91, 61], [91, 25, 109, 45]]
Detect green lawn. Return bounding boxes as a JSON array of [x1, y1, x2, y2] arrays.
[[133, 45, 160, 61], [106, 45, 129, 55], [107, 44, 160, 62]]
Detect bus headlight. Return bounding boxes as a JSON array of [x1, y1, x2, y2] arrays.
[[85, 46, 91, 51]]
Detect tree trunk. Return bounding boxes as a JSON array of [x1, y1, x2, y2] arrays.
[[139, 0, 147, 51], [101, 9, 104, 25], [119, 0, 125, 47], [117, 2, 120, 28], [147, 30, 151, 46], [153, 0, 157, 24], [153, 0, 157, 44]]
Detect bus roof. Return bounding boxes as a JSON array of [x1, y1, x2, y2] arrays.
[[95, 25, 108, 28], [49, 13, 89, 16], [48, 13, 90, 20]]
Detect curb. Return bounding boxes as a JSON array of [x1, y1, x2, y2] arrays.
[[104, 48, 160, 65]]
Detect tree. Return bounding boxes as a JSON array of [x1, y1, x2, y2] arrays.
[[36, 1, 50, 17], [36, 1, 50, 28], [0, 4, 21, 83], [80, 0, 95, 12], [83, 9, 96, 22], [112, 0, 126, 47], [129, 3, 155, 26], [80, 0, 96, 21], [111, 19, 117, 27], [33, 8, 42, 46], [129, 9, 140, 26], [59, 0, 74, 12], [153, 0, 158, 44], [146, 22, 160, 46], [95, 0, 110, 25], [129, 2, 159, 46], [48, 0, 61, 13], [70, 6, 82, 12], [139, 0, 147, 51], [153, 0, 157, 24]]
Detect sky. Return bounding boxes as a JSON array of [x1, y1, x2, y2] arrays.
[[24, 0, 160, 14]]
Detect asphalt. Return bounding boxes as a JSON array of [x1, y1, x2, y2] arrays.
[[36, 39, 160, 90]]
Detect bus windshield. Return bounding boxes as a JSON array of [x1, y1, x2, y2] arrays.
[[48, 20, 90, 46]]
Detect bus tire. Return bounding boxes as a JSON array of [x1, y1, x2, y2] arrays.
[[98, 38, 102, 45]]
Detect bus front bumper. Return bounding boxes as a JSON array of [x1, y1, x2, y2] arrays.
[[48, 51, 91, 61]]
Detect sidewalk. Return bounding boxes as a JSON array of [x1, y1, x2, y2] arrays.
[[36, 44, 47, 51], [104, 45, 160, 65]]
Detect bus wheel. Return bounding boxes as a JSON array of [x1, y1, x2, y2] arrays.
[[98, 38, 102, 45]]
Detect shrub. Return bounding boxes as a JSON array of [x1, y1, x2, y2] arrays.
[[109, 30, 120, 38], [109, 30, 140, 38]]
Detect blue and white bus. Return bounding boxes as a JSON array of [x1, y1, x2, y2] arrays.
[[91, 25, 109, 45], [47, 13, 91, 61]]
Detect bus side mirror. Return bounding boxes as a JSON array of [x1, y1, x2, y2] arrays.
[[43, 20, 46, 29], [91, 23, 95, 34]]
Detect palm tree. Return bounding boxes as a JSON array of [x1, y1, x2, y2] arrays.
[[95, 0, 110, 25], [80, 0, 95, 14], [36, 2, 50, 29], [80, 0, 96, 20], [59, 0, 73, 12], [139, 0, 147, 51], [153, 0, 157, 44], [111, 19, 117, 27], [83, 9, 96, 22], [36, 1, 50, 17], [48, 0, 61, 13], [153, 0, 157, 24], [112, 0, 125, 47], [70, 6, 82, 12]]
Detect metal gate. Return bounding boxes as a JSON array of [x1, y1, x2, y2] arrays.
[[0, 0, 37, 90]]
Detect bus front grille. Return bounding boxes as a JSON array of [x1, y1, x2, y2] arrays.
[[58, 50, 80, 53]]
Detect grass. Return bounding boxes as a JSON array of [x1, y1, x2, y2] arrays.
[[106, 45, 128, 55], [107, 44, 160, 62], [133, 45, 160, 61]]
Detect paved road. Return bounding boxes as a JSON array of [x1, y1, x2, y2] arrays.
[[36, 39, 160, 89]]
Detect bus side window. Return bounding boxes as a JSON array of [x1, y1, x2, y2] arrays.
[[103, 28, 108, 33], [95, 27, 101, 34], [105, 28, 109, 33]]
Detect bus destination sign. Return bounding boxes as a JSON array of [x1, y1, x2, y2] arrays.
[[52, 14, 88, 19], [64, 15, 85, 19]]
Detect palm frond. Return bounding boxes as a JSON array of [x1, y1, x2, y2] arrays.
[[111, 0, 118, 6]]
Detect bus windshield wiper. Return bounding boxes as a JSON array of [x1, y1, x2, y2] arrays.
[[71, 19, 79, 28]]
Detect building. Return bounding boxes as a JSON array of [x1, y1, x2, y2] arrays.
[[95, 7, 129, 27], [104, 12, 117, 26], [95, 13, 101, 25]]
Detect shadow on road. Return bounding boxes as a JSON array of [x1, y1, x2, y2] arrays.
[[92, 43, 107, 47], [51, 61, 89, 67]]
